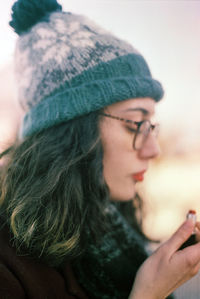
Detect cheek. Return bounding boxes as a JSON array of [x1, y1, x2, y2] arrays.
[[102, 130, 128, 177], [102, 131, 123, 175], [100, 120, 138, 201], [102, 137, 137, 201]]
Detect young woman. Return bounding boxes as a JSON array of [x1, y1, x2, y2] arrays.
[[1, 0, 200, 298]]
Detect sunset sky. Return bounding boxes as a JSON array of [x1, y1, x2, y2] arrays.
[[0, 0, 200, 138]]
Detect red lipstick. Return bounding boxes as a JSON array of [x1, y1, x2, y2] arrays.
[[132, 171, 146, 182]]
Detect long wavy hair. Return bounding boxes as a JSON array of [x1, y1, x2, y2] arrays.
[[0, 110, 147, 267]]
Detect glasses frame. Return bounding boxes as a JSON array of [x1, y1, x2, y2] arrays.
[[100, 112, 159, 150]]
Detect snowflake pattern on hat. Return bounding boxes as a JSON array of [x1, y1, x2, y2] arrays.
[[11, 3, 164, 137], [15, 12, 138, 111]]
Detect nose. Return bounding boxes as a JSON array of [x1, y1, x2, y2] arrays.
[[138, 134, 161, 160]]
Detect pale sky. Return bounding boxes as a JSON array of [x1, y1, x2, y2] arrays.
[[1, 0, 200, 138]]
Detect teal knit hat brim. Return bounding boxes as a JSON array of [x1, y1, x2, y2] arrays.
[[21, 54, 164, 137], [11, 5, 164, 138]]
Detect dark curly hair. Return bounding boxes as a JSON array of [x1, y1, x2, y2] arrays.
[[0, 110, 147, 267]]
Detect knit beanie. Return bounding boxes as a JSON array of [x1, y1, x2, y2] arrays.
[[10, 0, 164, 138]]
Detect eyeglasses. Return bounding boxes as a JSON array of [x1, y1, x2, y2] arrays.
[[100, 112, 159, 150]]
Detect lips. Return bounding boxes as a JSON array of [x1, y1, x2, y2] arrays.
[[132, 170, 146, 182]]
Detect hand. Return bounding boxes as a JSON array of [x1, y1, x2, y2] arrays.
[[129, 219, 200, 299]]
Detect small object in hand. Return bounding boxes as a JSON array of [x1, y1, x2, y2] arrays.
[[179, 210, 197, 250]]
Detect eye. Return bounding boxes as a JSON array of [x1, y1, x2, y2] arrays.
[[126, 125, 138, 133]]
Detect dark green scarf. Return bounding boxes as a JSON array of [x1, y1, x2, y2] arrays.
[[73, 203, 174, 299]]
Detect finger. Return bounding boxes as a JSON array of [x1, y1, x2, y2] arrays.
[[195, 221, 200, 231], [181, 240, 200, 263], [195, 232, 200, 242], [163, 219, 195, 256], [193, 260, 200, 275], [194, 222, 200, 242]]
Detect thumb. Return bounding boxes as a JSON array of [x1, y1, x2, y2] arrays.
[[164, 219, 195, 256]]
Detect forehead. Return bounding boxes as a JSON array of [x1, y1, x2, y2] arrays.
[[105, 97, 156, 115]]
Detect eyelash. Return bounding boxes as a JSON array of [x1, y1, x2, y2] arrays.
[[126, 126, 137, 133]]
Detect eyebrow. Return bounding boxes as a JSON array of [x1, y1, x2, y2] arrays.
[[122, 108, 152, 115]]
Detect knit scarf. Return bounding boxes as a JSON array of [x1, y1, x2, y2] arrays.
[[72, 202, 175, 299], [72, 202, 149, 299]]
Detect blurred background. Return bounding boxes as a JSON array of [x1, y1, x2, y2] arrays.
[[0, 1, 200, 297]]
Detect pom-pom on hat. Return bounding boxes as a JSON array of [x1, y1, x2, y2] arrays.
[[10, 0, 164, 138]]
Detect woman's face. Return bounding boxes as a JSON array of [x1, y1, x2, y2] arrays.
[[100, 97, 160, 202]]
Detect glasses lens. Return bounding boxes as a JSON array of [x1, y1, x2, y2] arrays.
[[134, 120, 151, 150]]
